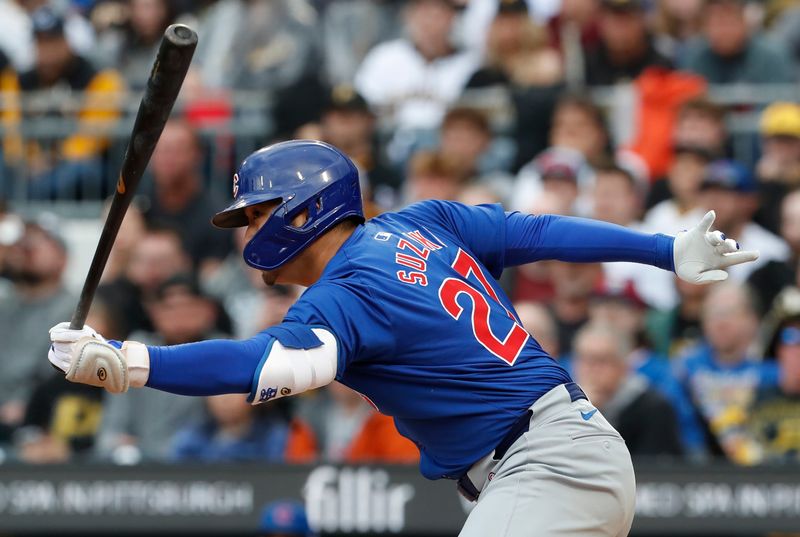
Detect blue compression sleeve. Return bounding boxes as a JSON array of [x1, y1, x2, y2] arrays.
[[145, 333, 273, 396], [504, 212, 675, 271]]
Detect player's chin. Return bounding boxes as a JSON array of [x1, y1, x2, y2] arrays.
[[261, 270, 279, 287]]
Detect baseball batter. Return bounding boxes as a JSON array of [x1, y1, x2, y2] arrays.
[[48, 141, 758, 536]]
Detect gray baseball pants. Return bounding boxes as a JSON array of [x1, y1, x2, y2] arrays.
[[458, 383, 636, 537]]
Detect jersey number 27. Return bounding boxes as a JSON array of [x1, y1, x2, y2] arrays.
[[438, 249, 529, 365]]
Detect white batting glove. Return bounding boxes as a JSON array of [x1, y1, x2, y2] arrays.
[[673, 211, 759, 284], [48, 322, 150, 394]]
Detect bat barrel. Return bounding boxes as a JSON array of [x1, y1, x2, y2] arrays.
[[68, 25, 197, 331]]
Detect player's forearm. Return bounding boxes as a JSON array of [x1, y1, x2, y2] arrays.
[[145, 334, 272, 396], [505, 213, 675, 270]]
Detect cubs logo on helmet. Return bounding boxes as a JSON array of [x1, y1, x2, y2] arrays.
[[212, 140, 364, 271]]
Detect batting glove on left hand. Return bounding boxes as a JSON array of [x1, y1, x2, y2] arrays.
[[673, 210, 759, 284]]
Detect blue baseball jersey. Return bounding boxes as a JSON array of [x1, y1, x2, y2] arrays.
[[146, 200, 674, 480], [280, 200, 673, 479]]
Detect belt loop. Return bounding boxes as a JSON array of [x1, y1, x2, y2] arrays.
[[565, 382, 587, 402]]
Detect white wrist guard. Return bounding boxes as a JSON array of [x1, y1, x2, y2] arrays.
[[66, 338, 150, 394], [250, 327, 338, 404]]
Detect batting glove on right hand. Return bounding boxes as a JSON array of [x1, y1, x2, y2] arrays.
[[48, 322, 149, 394], [673, 210, 759, 284]]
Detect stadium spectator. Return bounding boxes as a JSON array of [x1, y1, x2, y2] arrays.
[[699, 159, 788, 281], [463, 0, 563, 170], [97, 224, 191, 337], [170, 393, 316, 463], [319, 84, 400, 208], [511, 146, 592, 214], [515, 301, 560, 359], [647, 277, 709, 359], [746, 287, 800, 462], [546, 0, 602, 86], [144, 119, 232, 274], [98, 274, 229, 463], [548, 261, 602, 356], [320, 0, 400, 85], [754, 102, 800, 235], [591, 163, 676, 309], [748, 189, 800, 314], [438, 106, 516, 199], [588, 282, 704, 454], [403, 150, 469, 204], [0, 219, 74, 441], [549, 94, 611, 162], [643, 145, 711, 234], [1, 6, 124, 199], [466, 0, 562, 89], [192, 0, 317, 92], [93, 0, 178, 89], [572, 322, 684, 456], [681, 0, 795, 84], [672, 98, 727, 159], [675, 283, 779, 463], [15, 299, 118, 463], [652, 0, 704, 61], [584, 0, 672, 86], [354, 0, 479, 138], [299, 383, 418, 464]]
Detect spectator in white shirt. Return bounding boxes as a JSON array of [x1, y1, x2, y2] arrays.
[[354, 0, 479, 138], [699, 160, 789, 281], [643, 145, 712, 235]]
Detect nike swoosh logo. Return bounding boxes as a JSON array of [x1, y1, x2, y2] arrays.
[[581, 409, 598, 421]]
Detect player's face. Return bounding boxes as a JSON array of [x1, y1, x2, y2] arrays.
[[243, 200, 310, 287]]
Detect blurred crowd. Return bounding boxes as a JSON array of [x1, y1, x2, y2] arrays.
[[1, 0, 800, 469]]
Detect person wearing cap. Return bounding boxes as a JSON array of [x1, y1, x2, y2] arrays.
[[745, 287, 800, 463], [753, 102, 800, 235], [681, 0, 794, 83], [319, 84, 400, 208], [584, 0, 672, 86], [699, 159, 789, 281], [0, 220, 75, 440], [354, 0, 479, 136], [1, 6, 125, 198]]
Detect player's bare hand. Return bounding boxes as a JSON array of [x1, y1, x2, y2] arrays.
[[673, 211, 759, 284], [48, 322, 149, 393]]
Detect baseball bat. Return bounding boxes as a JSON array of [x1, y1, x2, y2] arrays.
[[69, 24, 198, 330]]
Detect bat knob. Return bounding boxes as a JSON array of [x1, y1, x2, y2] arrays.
[[165, 24, 198, 47]]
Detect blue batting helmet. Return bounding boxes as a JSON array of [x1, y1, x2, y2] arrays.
[[212, 140, 364, 271]]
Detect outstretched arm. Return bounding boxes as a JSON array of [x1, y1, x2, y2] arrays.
[[48, 323, 338, 400], [504, 210, 758, 283]]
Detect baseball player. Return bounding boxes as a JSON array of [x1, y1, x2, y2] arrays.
[[49, 140, 758, 536]]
